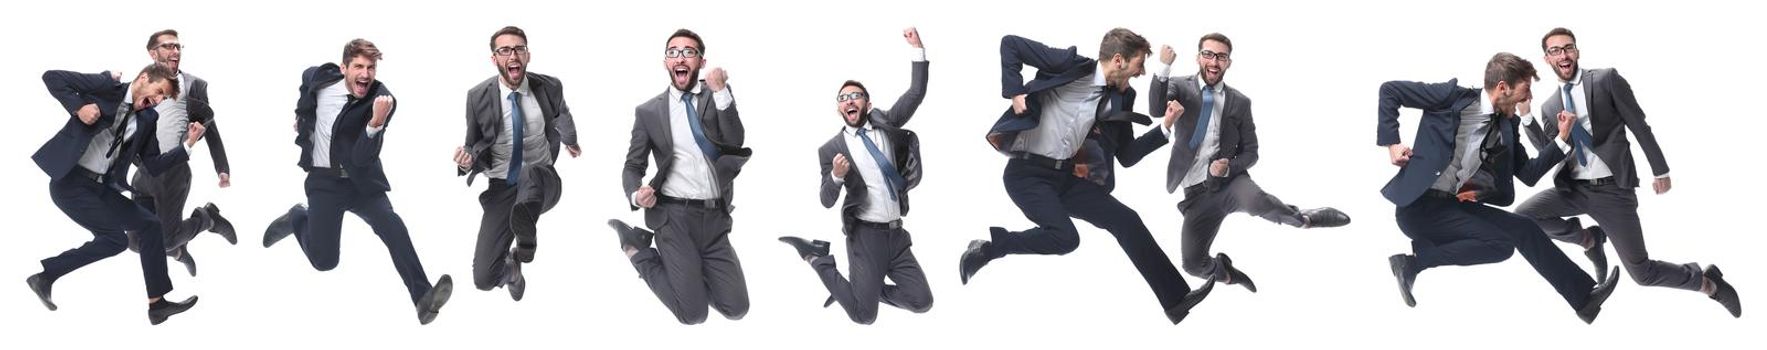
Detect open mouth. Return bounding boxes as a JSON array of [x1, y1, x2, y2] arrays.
[[351, 78, 371, 96], [505, 63, 524, 78], [845, 106, 862, 119], [672, 66, 691, 84]]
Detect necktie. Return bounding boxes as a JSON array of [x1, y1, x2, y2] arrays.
[[857, 128, 906, 201], [104, 102, 135, 158], [330, 94, 359, 169], [1563, 83, 1593, 166], [682, 92, 719, 158], [1189, 85, 1216, 150], [506, 91, 525, 186]]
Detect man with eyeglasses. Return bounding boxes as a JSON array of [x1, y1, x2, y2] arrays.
[[27, 63, 204, 324], [453, 26, 580, 302], [1139, 33, 1351, 294], [960, 28, 1215, 325], [608, 28, 753, 325], [1378, 52, 1620, 324], [125, 29, 238, 278], [1515, 27, 1740, 318], [776, 27, 932, 325], [261, 39, 455, 325]]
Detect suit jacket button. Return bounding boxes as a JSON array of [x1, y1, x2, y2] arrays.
[[1434, 171, 1442, 176]]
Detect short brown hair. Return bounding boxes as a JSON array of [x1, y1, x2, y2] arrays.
[[667, 29, 704, 54], [1099, 28, 1151, 61], [490, 26, 527, 51], [1540, 27, 1576, 52], [146, 29, 178, 50], [839, 80, 868, 96], [1483, 52, 1538, 90], [138, 63, 181, 99], [1197, 32, 1232, 53], [341, 38, 383, 65]]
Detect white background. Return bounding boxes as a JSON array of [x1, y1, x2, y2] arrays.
[[1, 0, 1760, 348]]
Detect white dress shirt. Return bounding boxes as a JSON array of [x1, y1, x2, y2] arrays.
[[832, 124, 901, 223], [654, 83, 733, 200], [310, 82, 383, 168], [1011, 65, 1107, 160], [487, 78, 549, 179]]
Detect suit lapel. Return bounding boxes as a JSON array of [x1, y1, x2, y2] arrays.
[[652, 91, 676, 158], [1581, 69, 1602, 140]]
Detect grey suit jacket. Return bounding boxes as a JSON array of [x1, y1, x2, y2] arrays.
[[1522, 68, 1669, 189], [1146, 74, 1258, 194], [819, 60, 928, 234], [459, 73, 579, 187], [623, 82, 751, 229]]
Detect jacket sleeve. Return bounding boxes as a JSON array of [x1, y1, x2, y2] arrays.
[[1377, 80, 1461, 146], [999, 35, 1087, 98], [1605, 69, 1669, 176], [818, 144, 842, 209]]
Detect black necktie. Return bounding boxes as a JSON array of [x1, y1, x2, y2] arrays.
[[104, 102, 135, 158]]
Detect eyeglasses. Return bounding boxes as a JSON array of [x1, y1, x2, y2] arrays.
[[1198, 50, 1231, 62], [1546, 44, 1578, 57], [664, 47, 700, 58], [835, 92, 868, 102], [494, 45, 529, 57], [156, 43, 184, 51]]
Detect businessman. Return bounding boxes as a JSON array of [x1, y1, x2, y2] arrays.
[[778, 27, 933, 325], [1379, 53, 1620, 323], [262, 39, 454, 325], [959, 29, 1214, 325], [1516, 27, 1740, 318], [608, 29, 754, 325], [455, 26, 580, 301], [1143, 34, 1351, 293], [27, 64, 202, 324], [127, 29, 238, 277]]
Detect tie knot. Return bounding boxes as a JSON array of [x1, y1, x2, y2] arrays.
[[507, 91, 520, 101], [1563, 82, 1574, 92], [681, 91, 695, 103]]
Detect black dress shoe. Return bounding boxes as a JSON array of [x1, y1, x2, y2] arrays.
[[506, 255, 526, 302], [1165, 278, 1216, 325], [201, 203, 238, 245], [148, 295, 198, 325], [263, 205, 304, 248], [1705, 265, 1741, 318], [172, 247, 197, 277], [778, 236, 830, 260], [1577, 269, 1622, 324], [959, 238, 996, 285], [26, 274, 56, 311], [1214, 253, 1257, 293], [607, 219, 653, 251], [511, 203, 540, 263], [416, 275, 455, 325], [1389, 254, 1419, 307], [1300, 207, 1351, 228], [1583, 224, 1610, 285]]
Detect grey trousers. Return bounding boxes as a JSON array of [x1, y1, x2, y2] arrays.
[[629, 201, 750, 324], [126, 163, 210, 254], [808, 224, 933, 324], [1514, 180, 1703, 291], [471, 166, 563, 290], [1175, 175, 1304, 279]]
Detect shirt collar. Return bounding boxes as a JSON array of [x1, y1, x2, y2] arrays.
[[1562, 69, 1584, 86], [1479, 91, 1497, 116], [1195, 76, 1226, 93], [668, 81, 704, 101], [1091, 65, 1108, 89], [843, 121, 876, 136], [497, 77, 531, 99]]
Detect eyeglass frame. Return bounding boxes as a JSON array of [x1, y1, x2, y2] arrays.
[[836, 91, 868, 102], [1545, 44, 1579, 57], [493, 45, 529, 57], [1198, 50, 1231, 62], [154, 42, 184, 51], [664, 47, 701, 59]]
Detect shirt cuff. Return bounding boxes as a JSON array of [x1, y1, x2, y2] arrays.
[[1553, 137, 1571, 152], [365, 125, 384, 137], [1156, 63, 1173, 78], [831, 171, 846, 185], [629, 191, 641, 207], [911, 48, 926, 62], [1655, 172, 1670, 179], [712, 88, 734, 110]]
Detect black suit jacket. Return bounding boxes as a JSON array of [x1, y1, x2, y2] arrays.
[[33, 70, 188, 190], [459, 73, 579, 185], [820, 60, 928, 233], [1376, 79, 1565, 207], [984, 35, 1161, 193], [1520, 68, 1669, 189], [1143, 74, 1258, 194], [623, 83, 753, 228], [293, 63, 396, 192]]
